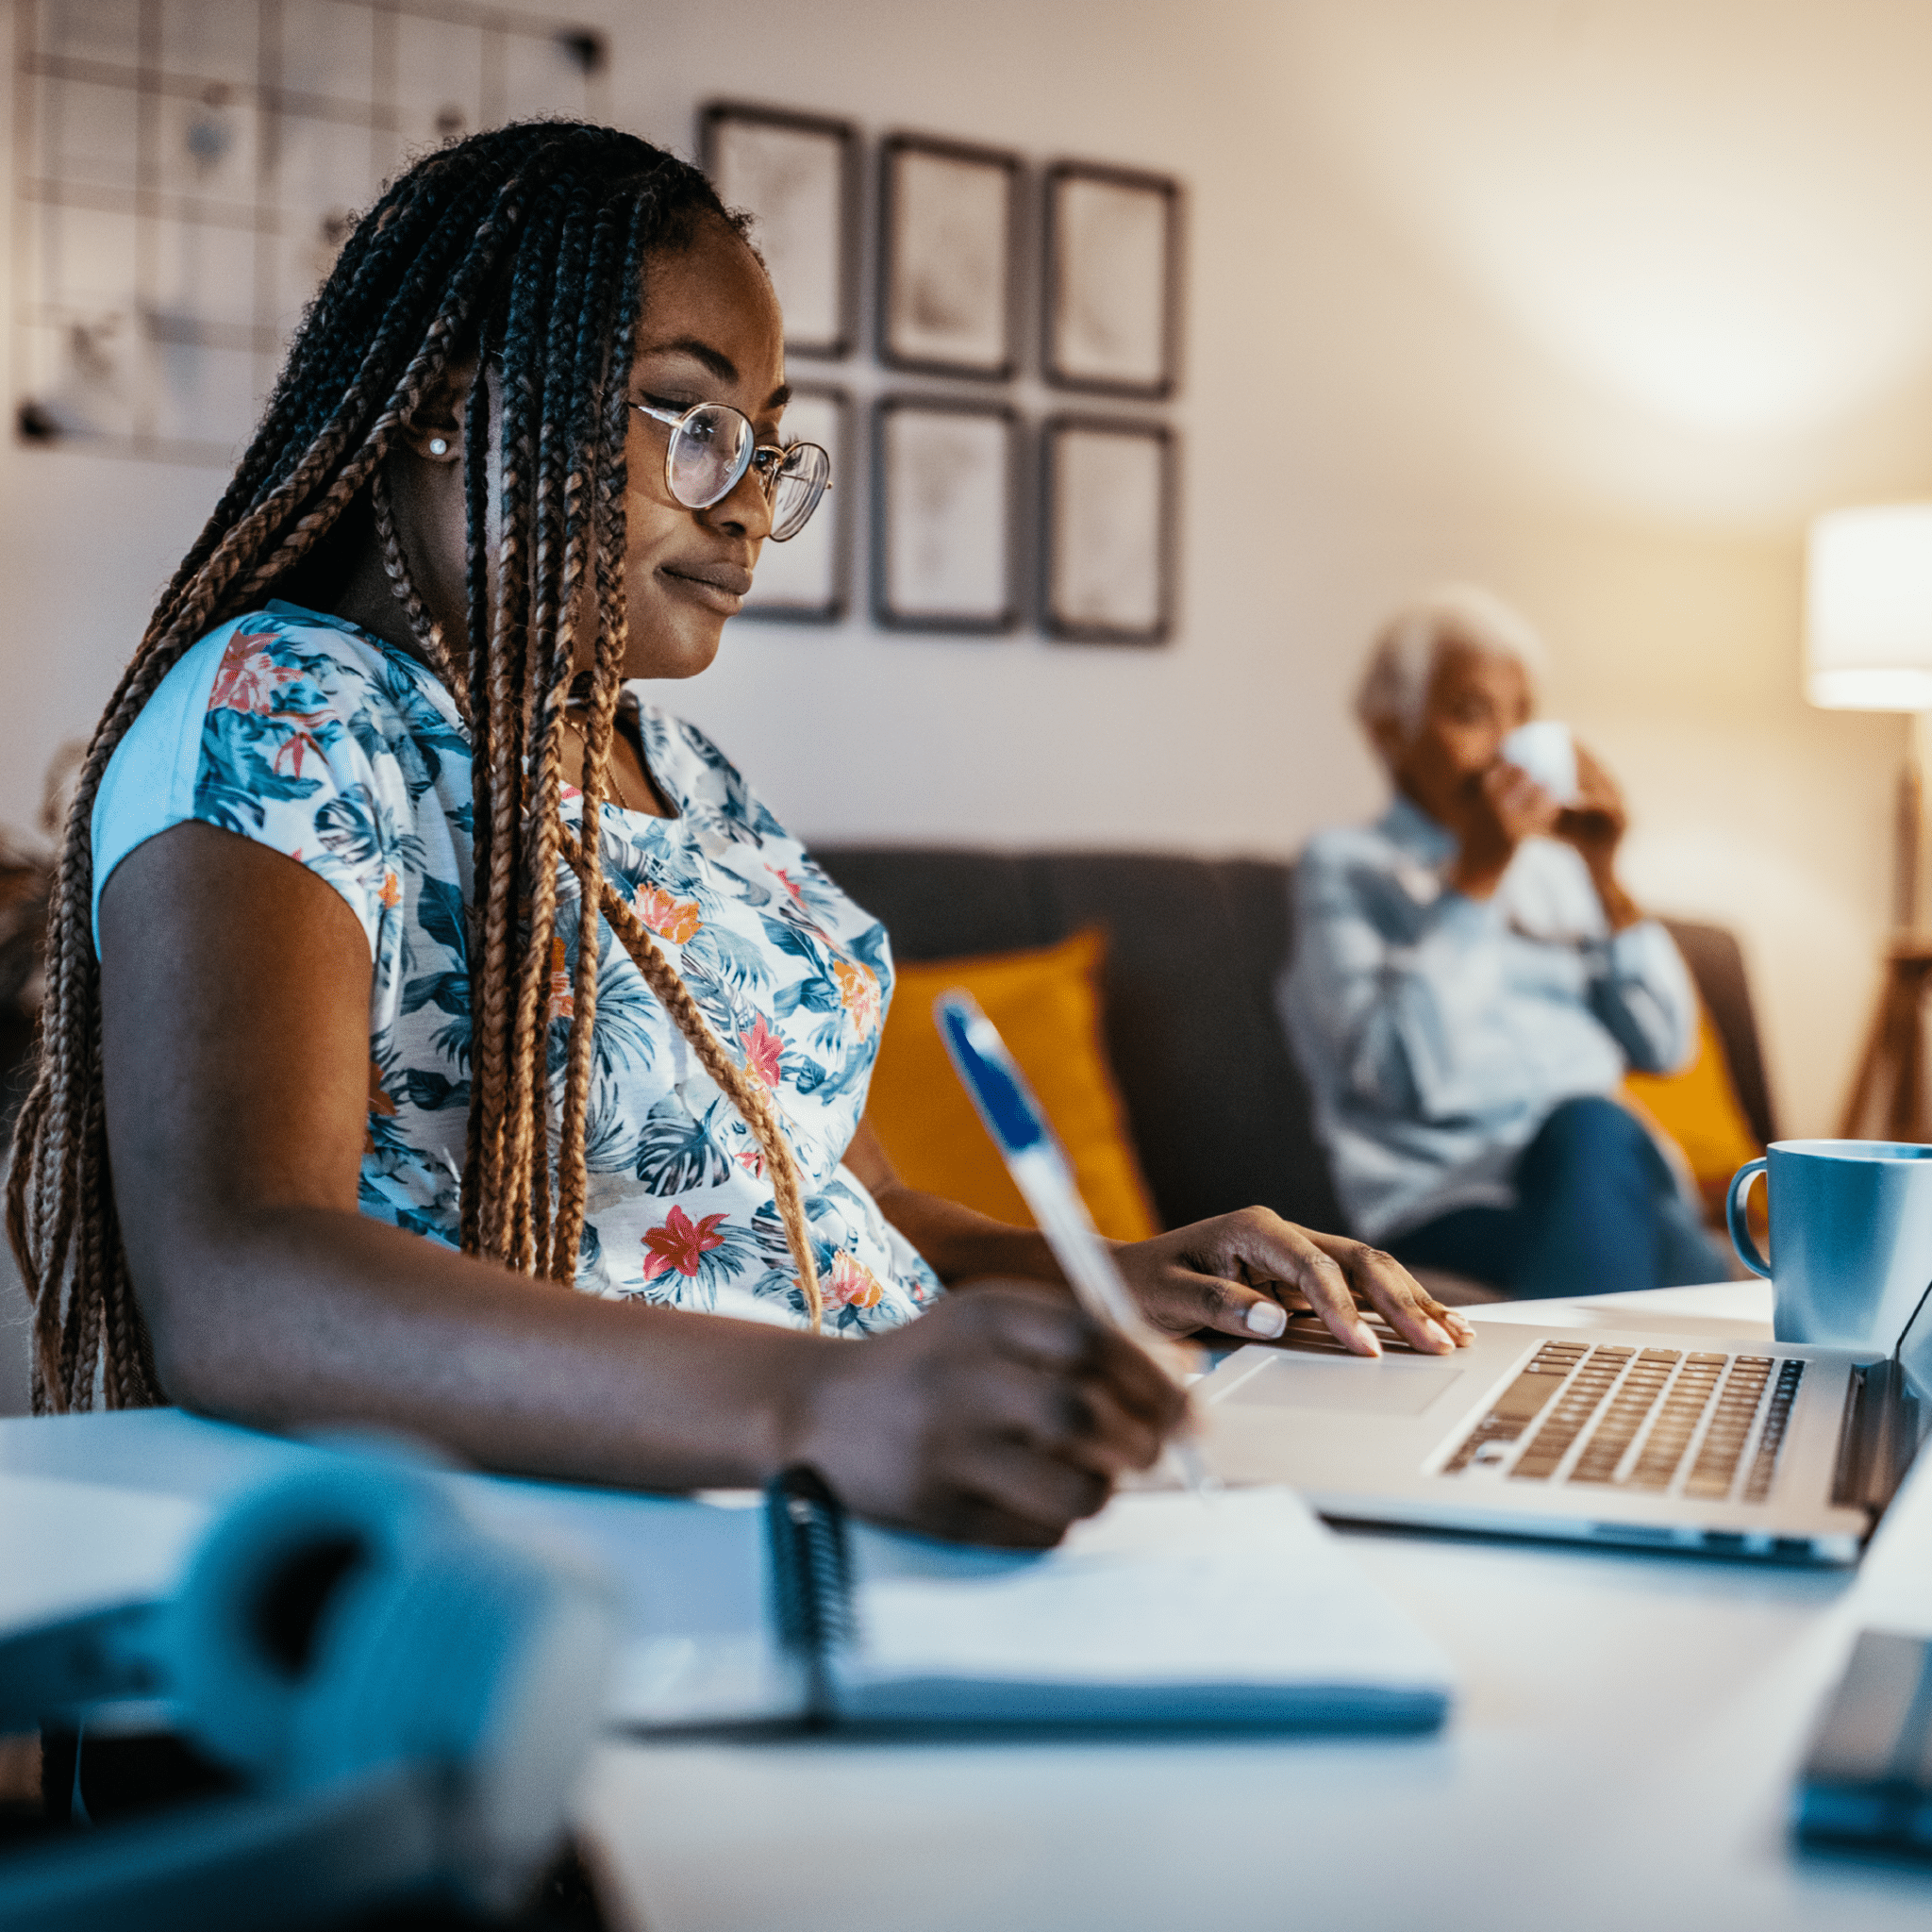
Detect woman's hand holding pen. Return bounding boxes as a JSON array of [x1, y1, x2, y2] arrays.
[[783, 1284, 1185, 1549], [1111, 1208, 1476, 1358]]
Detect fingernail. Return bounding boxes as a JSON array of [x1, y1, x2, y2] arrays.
[[1353, 1323, 1381, 1357], [1425, 1318, 1452, 1348], [1246, 1301, 1288, 1338]]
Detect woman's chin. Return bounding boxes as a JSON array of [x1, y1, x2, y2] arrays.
[[623, 608, 727, 682]]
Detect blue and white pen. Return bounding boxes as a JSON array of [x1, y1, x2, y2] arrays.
[[935, 991, 1217, 1495]]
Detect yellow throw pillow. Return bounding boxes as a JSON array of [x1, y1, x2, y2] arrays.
[[867, 927, 1160, 1242], [1622, 1004, 1763, 1216]]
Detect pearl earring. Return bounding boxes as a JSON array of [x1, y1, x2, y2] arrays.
[[428, 437, 448, 456]]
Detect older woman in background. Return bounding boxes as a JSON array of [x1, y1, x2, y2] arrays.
[[1280, 585, 1726, 1298]]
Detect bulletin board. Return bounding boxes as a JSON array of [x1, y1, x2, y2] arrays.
[[12, 0, 604, 464]]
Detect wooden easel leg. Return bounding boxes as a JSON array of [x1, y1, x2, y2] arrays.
[[1840, 979, 1895, 1138], [1842, 957, 1932, 1142], [1839, 961, 1901, 1128], [1838, 724, 1932, 1142], [1884, 973, 1924, 1141]]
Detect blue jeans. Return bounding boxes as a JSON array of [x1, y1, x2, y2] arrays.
[[1386, 1096, 1728, 1299]]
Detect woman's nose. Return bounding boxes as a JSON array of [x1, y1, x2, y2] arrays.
[[705, 461, 773, 541]]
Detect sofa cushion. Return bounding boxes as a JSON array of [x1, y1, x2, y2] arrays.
[[1621, 1001, 1765, 1215], [1656, 919, 1777, 1149], [869, 927, 1159, 1241]]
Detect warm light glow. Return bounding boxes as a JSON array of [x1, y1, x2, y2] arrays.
[[1807, 506, 1932, 712], [1292, 5, 1932, 441]]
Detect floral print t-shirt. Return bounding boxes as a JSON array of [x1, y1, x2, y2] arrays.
[[90, 601, 941, 1334]]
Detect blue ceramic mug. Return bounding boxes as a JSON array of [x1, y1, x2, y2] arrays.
[[1727, 1139, 1932, 1348]]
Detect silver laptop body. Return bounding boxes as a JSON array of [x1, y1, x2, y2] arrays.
[[1196, 1302, 1932, 1566]]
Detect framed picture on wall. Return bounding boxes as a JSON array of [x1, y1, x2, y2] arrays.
[[700, 101, 857, 358], [738, 384, 851, 625], [1043, 162, 1182, 399], [873, 395, 1019, 632], [1041, 414, 1174, 644], [877, 134, 1021, 379]]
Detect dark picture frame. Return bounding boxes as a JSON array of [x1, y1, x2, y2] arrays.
[[876, 134, 1021, 380], [1043, 161, 1182, 400], [738, 384, 851, 625], [700, 101, 858, 359], [1041, 414, 1174, 645], [872, 395, 1020, 633]]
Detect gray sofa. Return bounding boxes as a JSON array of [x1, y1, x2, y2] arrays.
[[813, 846, 1777, 1240]]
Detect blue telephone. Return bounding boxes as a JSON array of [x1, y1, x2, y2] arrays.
[[0, 1454, 620, 1930]]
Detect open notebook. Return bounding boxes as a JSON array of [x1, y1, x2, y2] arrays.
[[603, 1477, 1456, 1734]]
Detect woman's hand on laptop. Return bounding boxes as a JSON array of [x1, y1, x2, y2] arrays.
[[1113, 1210, 1475, 1357]]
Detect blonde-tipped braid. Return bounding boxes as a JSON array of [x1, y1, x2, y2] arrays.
[[560, 831, 824, 1331], [371, 466, 468, 716]]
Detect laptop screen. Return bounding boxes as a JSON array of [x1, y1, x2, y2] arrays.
[[1894, 1281, 1932, 1447]]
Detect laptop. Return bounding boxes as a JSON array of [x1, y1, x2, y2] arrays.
[[1193, 1288, 1932, 1566]]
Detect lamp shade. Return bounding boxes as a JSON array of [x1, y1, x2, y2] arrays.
[[1807, 504, 1932, 710]]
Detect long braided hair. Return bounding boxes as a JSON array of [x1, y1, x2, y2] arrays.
[[8, 123, 823, 1415]]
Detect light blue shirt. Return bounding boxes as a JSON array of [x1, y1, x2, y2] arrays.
[[1278, 796, 1697, 1243]]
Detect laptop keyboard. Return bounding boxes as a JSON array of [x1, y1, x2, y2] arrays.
[[1441, 1341, 1806, 1503]]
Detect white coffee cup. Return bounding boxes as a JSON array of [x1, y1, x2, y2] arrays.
[[1499, 720, 1579, 805]]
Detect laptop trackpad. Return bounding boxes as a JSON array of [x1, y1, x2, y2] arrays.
[[1230, 1354, 1468, 1418]]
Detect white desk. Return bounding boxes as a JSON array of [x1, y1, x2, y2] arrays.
[[6, 1283, 1931, 1932], [579, 1282, 1932, 1932]]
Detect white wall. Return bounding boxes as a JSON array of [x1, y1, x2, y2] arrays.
[[5, 0, 1931, 1141]]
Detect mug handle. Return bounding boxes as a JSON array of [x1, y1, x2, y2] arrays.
[[1726, 1158, 1771, 1277]]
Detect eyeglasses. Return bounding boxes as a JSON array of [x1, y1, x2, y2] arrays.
[[629, 399, 831, 542]]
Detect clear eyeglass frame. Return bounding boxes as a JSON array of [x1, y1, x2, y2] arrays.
[[629, 398, 831, 542]]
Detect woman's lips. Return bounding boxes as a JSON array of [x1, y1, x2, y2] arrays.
[[659, 559, 753, 611]]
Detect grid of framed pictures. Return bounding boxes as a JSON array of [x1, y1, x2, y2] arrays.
[[704, 101, 1182, 644]]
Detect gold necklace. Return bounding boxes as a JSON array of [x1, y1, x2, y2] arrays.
[[562, 708, 658, 814]]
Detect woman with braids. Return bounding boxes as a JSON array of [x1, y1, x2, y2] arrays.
[[10, 124, 1470, 1546]]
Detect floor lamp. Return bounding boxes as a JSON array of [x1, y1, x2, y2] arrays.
[[1810, 505, 1932, 1141]]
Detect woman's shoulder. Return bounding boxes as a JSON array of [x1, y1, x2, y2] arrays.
[[210, 602, 459, 730], [120, 602, 457, 752], [172, 603, 469, 809], [1298, 819, 1402, 874], [93, 604, 470, 945]]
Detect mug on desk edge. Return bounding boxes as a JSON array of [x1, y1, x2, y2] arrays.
[[1727, 1139, 1932, 1349]]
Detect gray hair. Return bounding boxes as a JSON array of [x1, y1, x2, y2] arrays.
[[1355, 584, 1548, 746]]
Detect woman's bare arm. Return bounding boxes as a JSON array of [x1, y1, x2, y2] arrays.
[[97, 824, 1181, 1542], [843, 1119, 1064, 1286]]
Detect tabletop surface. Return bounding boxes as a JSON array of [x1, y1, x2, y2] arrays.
[[7, 1282, 1932, 1932], [576, 1282, 1932, 1932]]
